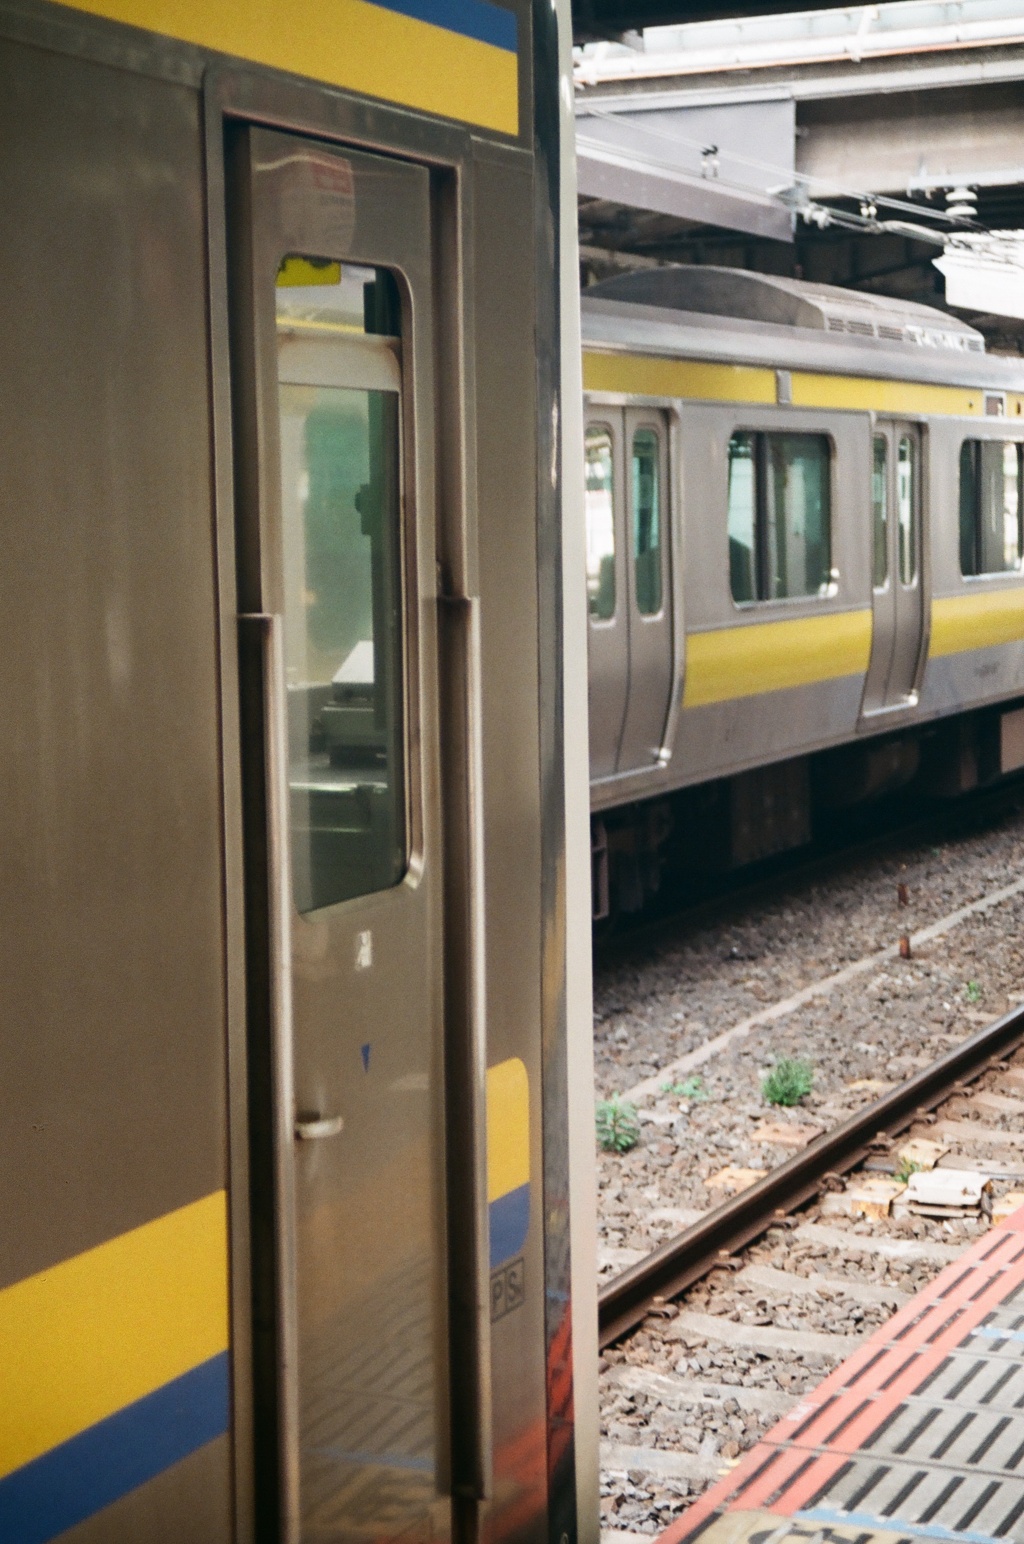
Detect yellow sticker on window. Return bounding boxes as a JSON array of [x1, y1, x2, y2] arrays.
[[277, 257, 342, 288]]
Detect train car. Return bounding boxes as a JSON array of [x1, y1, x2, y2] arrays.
[[0, 3, 594, 1542], [582, 267, 1024, 916]]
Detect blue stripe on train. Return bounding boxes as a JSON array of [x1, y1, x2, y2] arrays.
[[0, 1352, 229, 1544], [490, 1183, 530, 1269], [371, 0, 517, 51]]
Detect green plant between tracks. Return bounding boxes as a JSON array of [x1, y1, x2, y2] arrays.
[[762, 1057, 814, 1107], [661, 1074, 709, 1101], [596, 1096, 641, 1153]]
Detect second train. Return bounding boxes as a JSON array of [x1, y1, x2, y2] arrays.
[[583, 265, 1024, 916]]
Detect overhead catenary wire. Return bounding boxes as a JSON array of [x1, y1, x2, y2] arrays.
[[578, 98, 987, 243]]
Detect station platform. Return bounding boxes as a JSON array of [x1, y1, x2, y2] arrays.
[[660, 1207, 1024, 1544]]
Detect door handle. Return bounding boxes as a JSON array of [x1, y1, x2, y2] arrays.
[[238, 609, 300, 1544], [438, 593, 492, 1503], [295, 1114, 344, 1141]]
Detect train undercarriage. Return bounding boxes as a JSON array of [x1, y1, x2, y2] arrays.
[[592, 697, 1024, 920]]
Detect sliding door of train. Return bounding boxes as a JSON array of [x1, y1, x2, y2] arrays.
[[230, 129, 447, 1542], [862, 421, 926, 714], [585, 404, 673, 775], [585, 409, 628, 776], [619, 409, 673, 771]]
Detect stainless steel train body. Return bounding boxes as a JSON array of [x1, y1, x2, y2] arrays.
[[0, 3, 584, 1542], [582, 269, 1024, 912]]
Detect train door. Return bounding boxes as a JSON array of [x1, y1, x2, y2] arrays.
[[888, 424, 926, 704], [861, 429, 897, 714], [861, 422, 925, 714], [585, 408, 629, 776], [617, 408, 673, 772], [231, 129, 450, 1543]]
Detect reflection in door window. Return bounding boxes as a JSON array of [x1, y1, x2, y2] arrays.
[[632, 428, 662, 616], [897, 436, 916, 585], [586, 425, 616, 620], [277, 261, 405, 913], [872, 435, 888, 589]]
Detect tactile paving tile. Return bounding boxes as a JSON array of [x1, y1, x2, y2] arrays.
[[660, 1207, 1024, 1544]]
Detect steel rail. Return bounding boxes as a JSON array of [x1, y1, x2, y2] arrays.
[[598, 1000, 1024, 1347]]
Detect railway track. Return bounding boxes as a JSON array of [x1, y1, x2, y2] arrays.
[[599, 998, 1024, 1346], [598, 1010, 1024, 1541], [593, 780, 1024, 1283], [595, 789, 1024, 1538]]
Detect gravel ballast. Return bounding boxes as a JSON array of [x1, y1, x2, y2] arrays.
[[594, 798, 1024, 1542]]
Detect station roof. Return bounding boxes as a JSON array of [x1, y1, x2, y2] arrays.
[[574, 0, 1024, 79], [573, 0, 878, 42], [574, 0, 1024, 349]]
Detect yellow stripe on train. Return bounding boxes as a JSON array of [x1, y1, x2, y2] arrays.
[[486, 1057, 529, 1204], [0, 1191, 228, 1481], [583, 350, 1017, 419], [584, 351, 776, 405], [682, 609, 873, 709], [59, 0, 519, 136], [930, 588, 1024, 657], [789, 372, 989, 417]]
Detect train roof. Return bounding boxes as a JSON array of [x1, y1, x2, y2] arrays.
[[585, 265, 986, 354], [582, 266, 1024, 394]]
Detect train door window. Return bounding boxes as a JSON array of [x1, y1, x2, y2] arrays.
[[727, 431, 756, 602], [586, 424, 617, 620], [729, 431, 832, 603], [959, 439, 1024, 576], [872, 434, 889, 589], [959, 440, 979, 575], [896, 435, 917, 585], [764, 434, 832, 600], [277, 259, 405, 913], [632, 427, 662, 615]]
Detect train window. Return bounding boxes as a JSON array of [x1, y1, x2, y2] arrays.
[[277, 260, 406, 913], [727, 432, 756, 603], [728, 431, 832, 603], [897, 436, 917, 585], [872, 435, 888, 589], [586, 425, 616, 620], [632, 428, 662, 615], [959, 439, 1024, 576], [765, 435, 832, 599]]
